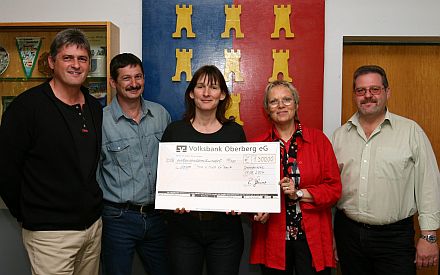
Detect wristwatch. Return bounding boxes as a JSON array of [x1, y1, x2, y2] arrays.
[[295, 189, 304, 201], [421, 234, 437, 244]]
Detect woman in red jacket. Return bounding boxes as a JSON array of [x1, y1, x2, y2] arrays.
[[249, 80, 341, 275]]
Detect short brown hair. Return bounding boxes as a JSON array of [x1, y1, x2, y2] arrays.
[[353, 65, 389, 90], [49, 28, 91, 59]]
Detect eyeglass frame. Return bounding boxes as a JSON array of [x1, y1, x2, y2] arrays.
[[354, 86, 385, 96], [267, 97, 295, 108]]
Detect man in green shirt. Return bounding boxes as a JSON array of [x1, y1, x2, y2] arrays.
[[332, 65, 440, 275]]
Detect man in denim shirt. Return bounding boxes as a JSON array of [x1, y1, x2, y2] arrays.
[[97, 53, 171, 275]]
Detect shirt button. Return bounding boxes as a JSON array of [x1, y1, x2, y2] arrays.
[[363, 160, 367, 163], [117, 147, 120, 150]]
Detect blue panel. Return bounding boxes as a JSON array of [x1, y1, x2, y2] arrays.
[[142, 0, 233, 121]]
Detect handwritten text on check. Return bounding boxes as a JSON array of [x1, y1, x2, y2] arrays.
[[155, 142, 280, 213]]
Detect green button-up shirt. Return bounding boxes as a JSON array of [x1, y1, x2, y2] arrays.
[[332, 110, 440, 230]]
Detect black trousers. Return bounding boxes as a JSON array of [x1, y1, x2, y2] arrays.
[[334, 210, 416, 275], [167, 213, 244, 275], [261, 238, 331, 275]]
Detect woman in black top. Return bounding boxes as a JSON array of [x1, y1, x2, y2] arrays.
[[162, 65, 246, 275]]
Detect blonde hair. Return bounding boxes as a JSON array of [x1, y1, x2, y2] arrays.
[[263, 80, 300, 121]]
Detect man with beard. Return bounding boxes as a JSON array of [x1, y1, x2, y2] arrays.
[[331, 65, 440, 275], [96, 53, 171, 275]]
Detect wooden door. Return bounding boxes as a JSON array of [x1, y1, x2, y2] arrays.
[[341, 43, 440, 275]]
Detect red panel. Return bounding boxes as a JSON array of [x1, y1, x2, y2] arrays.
[[232, 0, 324, 139]]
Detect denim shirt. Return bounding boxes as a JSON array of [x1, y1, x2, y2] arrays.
[[97, 97, 171, 204]]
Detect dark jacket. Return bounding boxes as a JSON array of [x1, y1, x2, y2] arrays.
[[0, 81, 103, 230]]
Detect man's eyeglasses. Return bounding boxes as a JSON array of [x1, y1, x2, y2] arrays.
[[354, 86, 385, 96], [268, 97, 295, 108]]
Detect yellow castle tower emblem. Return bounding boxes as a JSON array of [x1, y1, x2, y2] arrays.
[[269, 49, 292, 82], [224, 49, 243, 82], [226, 93, 244, 125], [172, 4, 196, 38], [271, 5, 295, 38], [221, 5, 244, 38], [172, 49, 193, 82]]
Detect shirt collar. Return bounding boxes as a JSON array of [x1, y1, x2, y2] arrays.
[[43, 80, 90, 103], [109, 96, 153, 122], [270, 122, 309, 143], [346, 108, 392, 132]]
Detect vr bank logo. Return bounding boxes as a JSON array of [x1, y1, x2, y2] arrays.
[[176, 145, 187, 153]]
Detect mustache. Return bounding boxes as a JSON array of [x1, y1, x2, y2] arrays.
[[361, 98, 377, 104], [126, 85, 142, 91]]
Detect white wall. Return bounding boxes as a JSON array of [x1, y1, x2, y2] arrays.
[[1, 0, 142, 56], [1, 0, 440, 136], [324, 0, 440, 135]]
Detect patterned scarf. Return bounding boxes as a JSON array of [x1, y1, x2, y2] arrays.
[[278, 122, 305, 240]]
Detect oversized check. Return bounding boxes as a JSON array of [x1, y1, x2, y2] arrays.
[[155, 142, 280, 213]]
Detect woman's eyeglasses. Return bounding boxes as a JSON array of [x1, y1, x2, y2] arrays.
[[268, 97, 295, 108]]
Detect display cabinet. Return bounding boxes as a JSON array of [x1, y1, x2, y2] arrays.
[[0, 21, 120, 119]]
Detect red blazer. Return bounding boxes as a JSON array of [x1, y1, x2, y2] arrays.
[[249, 125, 341, 271]]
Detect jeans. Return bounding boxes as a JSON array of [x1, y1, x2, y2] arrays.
[[167, 213, 244, 275], [101, 205, 168, 275], [334, 210, 416, 275]]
